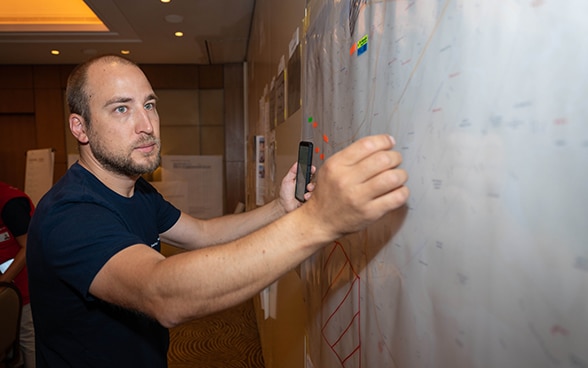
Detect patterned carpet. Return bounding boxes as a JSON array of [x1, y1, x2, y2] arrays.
[[162, 244, 265, 367], [167, 299, 265, 368]]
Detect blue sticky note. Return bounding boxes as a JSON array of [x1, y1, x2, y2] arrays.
[[357, 35, 368, 56]]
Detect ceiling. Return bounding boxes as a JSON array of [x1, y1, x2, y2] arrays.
[[0, 0, 256, 65]]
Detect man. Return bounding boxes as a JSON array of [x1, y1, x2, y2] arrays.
[[0, 181, 35, 368], [27, 54, 409, 367]]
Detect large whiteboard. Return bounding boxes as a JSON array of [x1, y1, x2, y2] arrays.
[[301, 1, 588, 367]]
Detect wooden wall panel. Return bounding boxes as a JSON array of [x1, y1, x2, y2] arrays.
[[224, 64, 245, 213], [33, 65, 67, 181], [33, 88, 67, 181], [59, 65, 76, 88], [199, 65, 224, 89], [0, 115, 37, 190], [0, 66, 33, 88], [225, 161, 245, 214], [0, 66, 35, 112], [224, 64, 245, 162], [141, 64, 199, 89], [33, 65, 62, 88], [0, 89, 35, 113]]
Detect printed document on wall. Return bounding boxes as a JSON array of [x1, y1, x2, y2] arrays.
[[161, 155, 223, 219], [24, 148, 54, 205]]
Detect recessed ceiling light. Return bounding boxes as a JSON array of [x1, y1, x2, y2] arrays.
[[51, 50, 60, 55], [160, 0, 171, 3], [174, 31, 184, 37], [121, 50, 131, 55]]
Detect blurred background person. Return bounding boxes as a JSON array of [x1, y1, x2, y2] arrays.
[[0, 181, 36, 368]]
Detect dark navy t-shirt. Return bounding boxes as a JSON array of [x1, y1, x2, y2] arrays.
[[27, 163, 181, 368]]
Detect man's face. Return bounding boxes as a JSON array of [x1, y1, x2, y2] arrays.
[[83, 61, 161, 177]]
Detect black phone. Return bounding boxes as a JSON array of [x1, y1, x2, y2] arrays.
[[295, 141, 314, 202]]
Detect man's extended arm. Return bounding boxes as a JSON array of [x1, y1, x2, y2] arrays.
[[89, 135, 409, 328], [164, 162, 305, 249]]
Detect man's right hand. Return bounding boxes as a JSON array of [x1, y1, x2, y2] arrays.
[[301, 134, 409, 240]]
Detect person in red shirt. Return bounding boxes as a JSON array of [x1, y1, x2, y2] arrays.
[[0, 181, 35, 368]]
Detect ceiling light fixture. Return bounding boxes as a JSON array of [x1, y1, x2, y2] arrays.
[[121, 50, 131, 55], [0, 0, 108, 32], [174, 31, 184, 37], [50, 50, 60, 55], [160, 0, 171, 3]]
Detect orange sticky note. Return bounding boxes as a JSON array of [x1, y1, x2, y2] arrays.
[[313, 122, 318, 128], [323, 134, 329, 143]]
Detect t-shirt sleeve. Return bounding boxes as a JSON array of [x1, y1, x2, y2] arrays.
[[136, 178, 181, 233], [156, 194, 181, 233], [42, 203, 145, 301], [36, 177, 180, 302]]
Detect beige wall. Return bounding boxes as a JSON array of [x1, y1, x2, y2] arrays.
[[245, 1, 308, 367], [156, 89, 225, 157]]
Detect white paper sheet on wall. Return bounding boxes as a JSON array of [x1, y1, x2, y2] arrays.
[[260, 281, 278, 320], [302, 1, 588, 367], [150, 181, 190, 215], [24, 148, 54, 206], [161, 155, 223, 219]]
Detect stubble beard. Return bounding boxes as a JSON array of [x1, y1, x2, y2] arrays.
[[89, 136, 162, 177]]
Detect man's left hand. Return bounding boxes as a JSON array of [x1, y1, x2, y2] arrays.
[[278, 162, 316, 213]]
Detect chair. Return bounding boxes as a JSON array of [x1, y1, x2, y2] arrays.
[[0, 282, 22, 368]]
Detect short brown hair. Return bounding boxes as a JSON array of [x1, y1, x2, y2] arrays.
[[66, 54, 137, 125]]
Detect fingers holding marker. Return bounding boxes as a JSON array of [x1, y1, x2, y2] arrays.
[[362, 166, 408, 200], [334, 135, 396, 166], [301, 134, 409, 239], [354, 149, 403, 184]]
